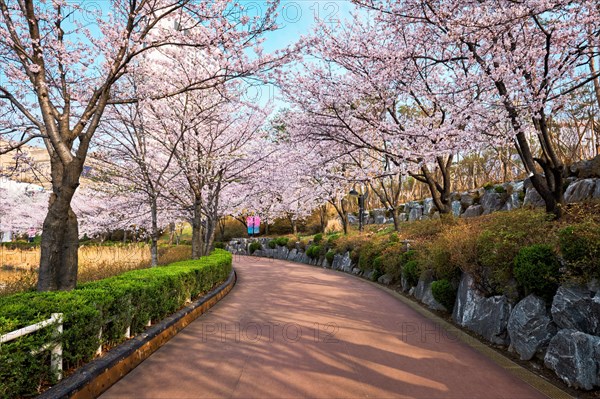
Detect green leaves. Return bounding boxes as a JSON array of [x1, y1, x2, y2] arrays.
[[0, 250, 232, 398]]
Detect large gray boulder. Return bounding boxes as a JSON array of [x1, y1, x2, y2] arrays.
[[564, 178, 597, 203], [551, 286, 600, 335], [226, 239, 249, 255], [372, 208, 387, 224], [414, 274, 431, 301], [423, 198, 435, 216], [408, 204, 423, 222], [460, 193, 475, 210], [523, 187, 545, 207], [544, 329, 600, 390], [377, 274, 393, 286], [452, 273, 511, 345], [287, 248, 298, 260], [507, 295, 557, 360], [422, 283, 447, 312], [480, 191, 505, 214], [400, 274, 411, 293], [451, 200, 462, 217], [332, 252, 352, 272], [347, 214, 359, 224], [275, 246, 289, 260], [339, 252, 353, 272], [460, 205, 484, 218], [502, 192, 522, 211], [510, 180, 525, 193], [453, 273, 479, 325], [466, 295, 512, 345], [569, 155, 600, 178]]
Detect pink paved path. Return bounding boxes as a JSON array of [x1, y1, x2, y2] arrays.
[[102, 256, 546, 399]]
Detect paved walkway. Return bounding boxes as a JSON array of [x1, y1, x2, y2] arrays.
[[102, 256, 547, 399]]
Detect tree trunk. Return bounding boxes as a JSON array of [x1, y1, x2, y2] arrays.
[[390, 209, 400, 232], [150, 195, 159, 267], [191, 197, 202, 259], [37, 162, 81, 291], [318, 205, 327, 233], [410, 155, 453, 214]]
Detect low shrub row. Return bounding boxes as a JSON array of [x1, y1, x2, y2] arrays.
[[267, 236, 290, 249], [260, 207, 600, 311], [0, 249, 232, 398]]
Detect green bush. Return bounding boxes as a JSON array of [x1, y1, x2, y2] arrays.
[[325, 250, 335, 265], [403, 260, 421, 288], [473, 209, 553, 296], [431, 279, 457, 311], [559, 223, 600, 281], [213, 241, 225, 249], [306, 245, 321, 259], [313, 233, 323, 244], [275, 237, 289, 247], [286, 238, 296, 250], [377, 243, 406, 279], [0, 250, 232, 398], [326, 233, 341, 246], [249, 241, 262, 254], [268, 240, 277, 249], [514, 244, 561, 301], [357, 241, 384, 271], [494, 185, 506, 194]]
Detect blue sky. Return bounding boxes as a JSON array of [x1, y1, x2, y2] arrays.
[[247, 1, 355, 110]]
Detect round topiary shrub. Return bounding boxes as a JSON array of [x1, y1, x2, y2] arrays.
[[268, 240, 277, 249], [249, 241, 261, 254], [306, 245, 321, 259], [403, 260, 420, 288], [275, 237, 290, 247], [325, 250, 335, 265], [513, 244, 561, 302], [431, 279, 456, 311], [313, 233, 323, 244]]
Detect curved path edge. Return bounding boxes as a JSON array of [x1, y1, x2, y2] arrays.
[[38, 269, 237, 399], [356, 277, 573, 399]]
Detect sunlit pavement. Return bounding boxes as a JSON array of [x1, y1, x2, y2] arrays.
[[102, 255, 545, 399]]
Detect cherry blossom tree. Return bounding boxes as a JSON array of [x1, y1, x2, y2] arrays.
[[278, 10, 499, 216], [0, 0, 288, 290], [353, 0, 600, 216], [93, 79, 184, 266], [0, 179, 47, 237]]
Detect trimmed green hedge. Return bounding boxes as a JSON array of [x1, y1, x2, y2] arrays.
[[0, 249, 232, 398]]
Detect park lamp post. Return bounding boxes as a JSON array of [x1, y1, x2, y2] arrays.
[[349, 188, 365, 233]]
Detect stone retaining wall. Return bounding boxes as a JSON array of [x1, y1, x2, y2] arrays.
[[228, 238, 600, 391]]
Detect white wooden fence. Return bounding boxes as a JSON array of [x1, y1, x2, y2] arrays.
[[0, 313, 63, 380]]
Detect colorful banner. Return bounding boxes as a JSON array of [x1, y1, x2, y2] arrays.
[[247, 216, 254, 235], [253, 216, 260, 234], [247, 215, 260, 235]]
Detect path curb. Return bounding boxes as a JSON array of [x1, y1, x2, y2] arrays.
[[38, 269, 237, 399]]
